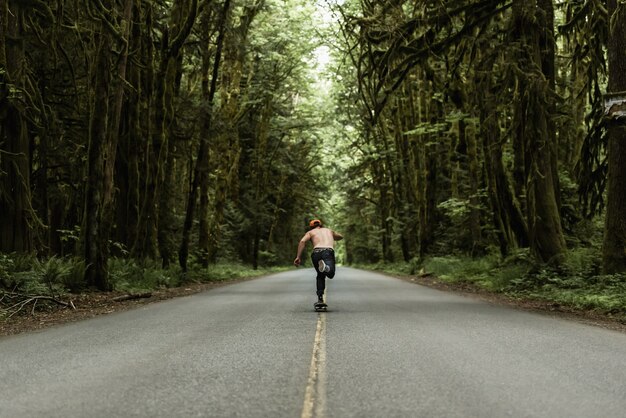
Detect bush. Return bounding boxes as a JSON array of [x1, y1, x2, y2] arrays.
[[39, 257, 70, 291], [63, 259, 87, 292], [108, 258, 183, 292], [0, 253, 14, 288], [561, 247, 602, 277], [258, 251, 279, 267], [0, 254, 79, 295]]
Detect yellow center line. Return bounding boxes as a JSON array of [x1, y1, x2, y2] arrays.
[[301, 309, 327, 418]]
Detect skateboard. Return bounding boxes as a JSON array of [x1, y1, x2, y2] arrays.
[[314, 302, 328, 312]]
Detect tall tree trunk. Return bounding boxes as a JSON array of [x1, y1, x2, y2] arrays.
[[116, 0, 144, 251], [157, 52, 184, 268], [84, 22, 113, 290], [0, 1, 33, 253], [383, 113, 410, 261], [465, 120, 483, 257], [376, 160, 393, 263], [205, 1, 263, 264], [132, 4, 156, 259], [561, 6, 587, 172], [130, 1, 155, 258], [404, 76, 421, 259], [197, 4, 219, 268], [158, 0, 198, 268], [84, 0, 135, 289], [133, 0, 197, 262], [418, 76, 439, 257], [389, 83, 420, 261], [250, 95, 274, 268], [105, 0, 134, 256], [416, 70, 430, 258], [481, 108, 529, 255], [474, 46, 529, 256], [511, 0, 566, 264], [482, 108, 511, 256], [179, 0, 230, 272], [538, 0, 562, 213], [602, 0, 626, 273]]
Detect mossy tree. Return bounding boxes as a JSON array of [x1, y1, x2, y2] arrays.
[[602, 0, 626, 273]]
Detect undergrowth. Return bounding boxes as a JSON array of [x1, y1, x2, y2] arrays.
[[1, 253, 285, 318], [357, 247, 626, 319]]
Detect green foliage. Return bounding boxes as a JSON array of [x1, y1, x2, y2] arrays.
[[107, 258, 287, 292], [205, 263, 288, 281], [62, 259, 88, 292], [178, 262, 287, 284], [38, 257, 71, 294], [437, 198, 471, 224], [498, 249, 625, 314], [423, 256, 465, 279], [561, 247, 602, 278], [518, 273, 626, 314], [0, 252, 288, 323], [57, 226, 81, 246], [0, 254, 14, 287], [403, 121, 449, 136], [9, 270, 51, 295], [9, 253, 41, 273], [108, 259, 183, 292], [422, 254, 518, 292], [257, 250, 279, 267], [0, 254, 86, 295]]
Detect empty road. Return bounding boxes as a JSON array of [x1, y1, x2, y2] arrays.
[[2, 268, 626, 417]]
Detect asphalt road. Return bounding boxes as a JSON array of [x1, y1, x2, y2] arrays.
[[1, 267, 626, 418]]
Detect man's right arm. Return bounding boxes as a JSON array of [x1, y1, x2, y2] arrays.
[[296, 239, 307, 259], [332, 230, 344, 241], [294, 233, 310, 266]]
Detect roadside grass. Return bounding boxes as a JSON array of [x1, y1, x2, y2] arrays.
[[109, 259, 289, 292], [179, 262, 289, 289], [355, 248, 626, 320]]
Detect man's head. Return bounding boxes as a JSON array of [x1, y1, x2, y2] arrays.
[[309, 219, 322, 229]]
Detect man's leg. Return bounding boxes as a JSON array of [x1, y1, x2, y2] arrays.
[[311, 252, 326, 301], [316, 276, 325, 301], [323, 250, 336, 279]]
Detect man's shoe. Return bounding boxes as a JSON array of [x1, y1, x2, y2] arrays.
[[318, 259, 330, 273]]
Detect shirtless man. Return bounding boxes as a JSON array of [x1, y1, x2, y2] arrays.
[[294, 219, 344, 304]]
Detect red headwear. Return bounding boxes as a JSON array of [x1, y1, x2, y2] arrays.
[[309, 219, 322, 228]]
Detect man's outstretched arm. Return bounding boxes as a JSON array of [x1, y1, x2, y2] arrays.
[[294, 234, 310, 266], [332, 230, 344, 241]]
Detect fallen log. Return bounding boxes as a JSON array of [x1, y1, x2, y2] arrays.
[[111, 292, 152, 302]]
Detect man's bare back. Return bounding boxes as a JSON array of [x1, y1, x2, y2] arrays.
[[293, 224, 343, 267], [305, 227, 342, 249]]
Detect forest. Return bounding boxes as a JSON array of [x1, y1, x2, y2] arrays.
[[1, 0, 626, 318]]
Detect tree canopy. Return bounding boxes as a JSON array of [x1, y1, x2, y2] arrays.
[[1, 0, 625, 291]]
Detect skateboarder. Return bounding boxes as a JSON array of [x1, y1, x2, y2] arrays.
[[293, 219, 343, 307]]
